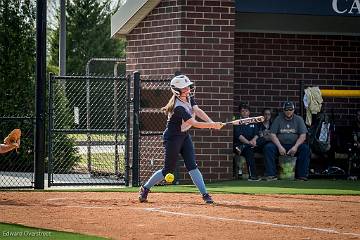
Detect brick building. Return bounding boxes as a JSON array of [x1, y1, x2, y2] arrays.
[[111, 0, 360, 184]]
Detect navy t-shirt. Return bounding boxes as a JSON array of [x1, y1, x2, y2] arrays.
[[165, 96, 197, 136], [233, 122, 259, 147]]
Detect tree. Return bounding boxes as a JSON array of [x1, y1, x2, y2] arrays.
[[47, 0, 127, 174], [0, 0, 36, 171], [49, 0, 125, 74], [0, 0, 36, 116], [48, 0, 126, 130]]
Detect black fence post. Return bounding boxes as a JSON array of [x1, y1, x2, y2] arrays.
[[48, 73, 54, 187], [125, 74, 131, 186], [34, 0, 47, 189], [132, 72, 141, 187]]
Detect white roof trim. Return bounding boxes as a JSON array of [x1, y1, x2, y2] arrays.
[[111, 0, 161, 39]]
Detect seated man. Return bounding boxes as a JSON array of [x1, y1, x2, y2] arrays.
[[263, 101, 310, 181], [233, 103, 261, 181]]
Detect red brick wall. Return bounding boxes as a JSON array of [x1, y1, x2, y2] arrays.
[[126, 0, 235, 184], [234, 32, 360, 126], [177, 0, 234, 182], [126, 0, 182, 76]]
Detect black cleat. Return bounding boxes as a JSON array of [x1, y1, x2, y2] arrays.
[[139, 186, 150, 203], [202, 193, 214, 204]]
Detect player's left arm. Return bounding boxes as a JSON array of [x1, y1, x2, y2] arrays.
[[193, 105, 213, 122]]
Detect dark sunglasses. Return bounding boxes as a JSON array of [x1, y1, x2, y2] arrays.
[[284, 108, 294, 111]]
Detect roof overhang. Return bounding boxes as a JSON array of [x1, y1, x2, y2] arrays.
[[111, 0, 161, 39]]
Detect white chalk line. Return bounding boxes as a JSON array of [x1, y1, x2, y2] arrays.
[[44, 197, 360, 237], [141, 207, 360, 238], [64, 205, 113, 209], [46, 198, 70, 201]]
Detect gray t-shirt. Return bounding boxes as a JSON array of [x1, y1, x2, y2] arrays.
[[270, 113, 308, 145]]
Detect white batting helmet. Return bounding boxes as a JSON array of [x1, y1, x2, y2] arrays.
[[170, 75, 194, 96]]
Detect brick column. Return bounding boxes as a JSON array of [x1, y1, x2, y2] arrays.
[[126, 0, 235, 183]]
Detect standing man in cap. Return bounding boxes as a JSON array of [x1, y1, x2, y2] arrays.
[[263, 101, 310, 181]]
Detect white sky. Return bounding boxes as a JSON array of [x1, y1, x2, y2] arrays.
[[47, 0, 124, 28]]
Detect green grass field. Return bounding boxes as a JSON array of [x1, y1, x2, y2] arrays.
[[0, 223, 106, 240], [68, 134, 125, 142], [46, 179, 360, 195], [76, 152, 125, 174]]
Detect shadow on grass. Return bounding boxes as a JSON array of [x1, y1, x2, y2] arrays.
[[208, 179, 360, 189], [16, 179, 358, 196], [0, 222, 107, 240], [206, 179, 360, 195]]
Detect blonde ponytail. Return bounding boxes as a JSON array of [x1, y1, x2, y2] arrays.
[[161, 94, 176, 115]]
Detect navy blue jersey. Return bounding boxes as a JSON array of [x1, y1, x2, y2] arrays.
[[234, 122, 259, 146], [165, 96, 197, 136]]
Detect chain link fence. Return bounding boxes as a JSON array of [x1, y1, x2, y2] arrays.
[[48, 74, 130, 186], [0, 117, 35, 188], [1, 73, 175, 188], [138, 77, 172, 185]]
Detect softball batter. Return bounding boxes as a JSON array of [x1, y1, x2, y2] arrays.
[[139, 75, 224, 204]]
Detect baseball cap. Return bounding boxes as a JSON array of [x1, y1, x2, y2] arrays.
[[283, 101, 295, 110]]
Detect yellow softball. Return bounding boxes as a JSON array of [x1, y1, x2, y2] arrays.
[[165, 173, 174, 183]]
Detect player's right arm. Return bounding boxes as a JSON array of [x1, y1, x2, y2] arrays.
[[174, 106, 223, 130], [193, 105, 214, 123], [186, 118, 223, 130]]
